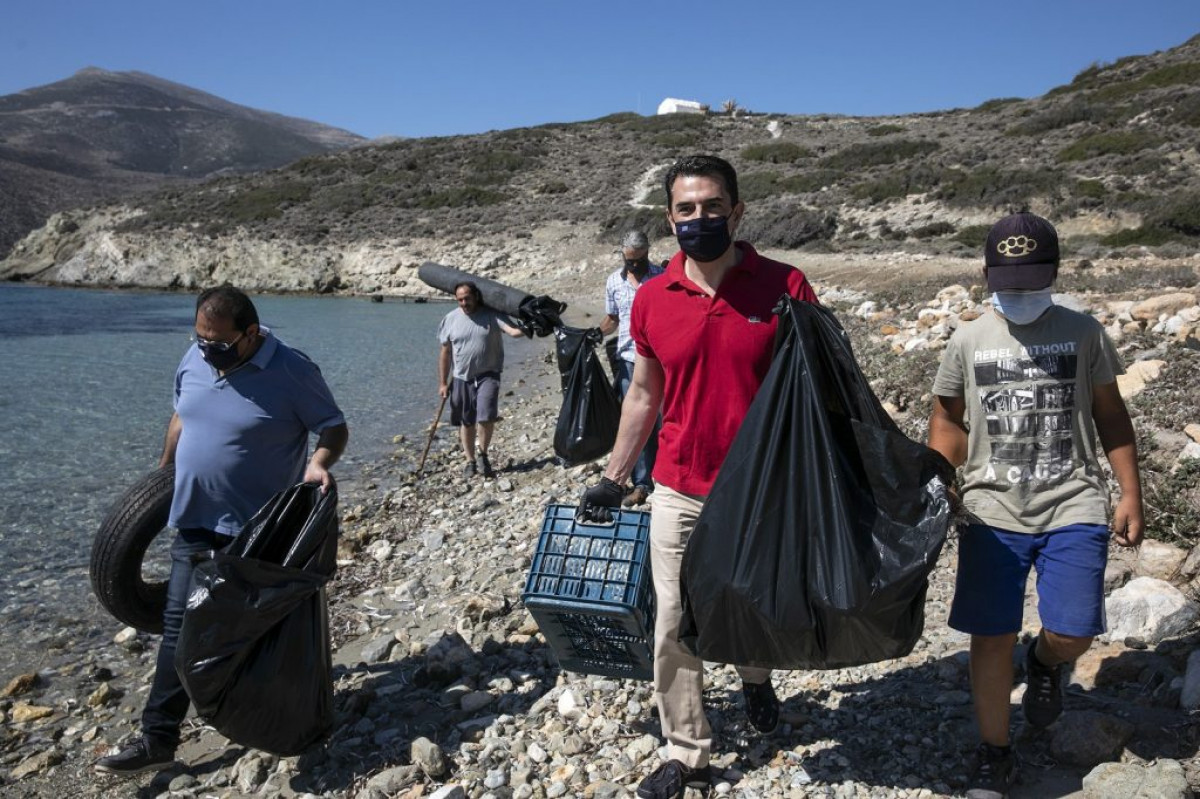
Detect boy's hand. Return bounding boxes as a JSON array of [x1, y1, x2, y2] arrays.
[[1111, 494, 1145, 547]]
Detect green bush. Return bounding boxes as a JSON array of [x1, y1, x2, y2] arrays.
[[866, 124, 905, 137], [1057, 130, 1161, 162], [654, 131, 701, 149], [1142, 459, 1200, 545], [909, 221, 956, 238], [620, 113, 708, 133], [1102, 193, 1200, 245], [644, 187, 668, 206], [975, 97, 1024, 112], [738, 171, 784, 200], [1152, 193, 1200, 236], [469, 150, 531, 173], [311, 183, 378, 216], [1093, 62, 1200, 102], [415, 186, 506, 209], [1171, 91, 1200, 127], [819, 139, 940, 170], [1006, 100, 1111, 136], [1069, 263, 1198, 292], [734, 170, 840, 200], [738, 206, 837, 249], [1049, 54, 1144, 96], [952, 225, 993, 248], [217, 181, 312, 223], [288, 155, 344, 177], [934, 166, 1065, 208], [1102, 227, 1184, 247], [1074, 179, 1107, 199], [775, 171, 841, 194], [851, 176, 910, 203], [1113, 151, 1167, 177], [742, 141, 813, 163]]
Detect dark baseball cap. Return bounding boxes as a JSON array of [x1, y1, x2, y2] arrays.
[[984, 213, 1060, 291]]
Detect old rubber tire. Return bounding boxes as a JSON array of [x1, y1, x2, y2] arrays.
[[89, 465, 175, 634]]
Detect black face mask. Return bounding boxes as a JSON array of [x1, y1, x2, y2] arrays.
[[624, 257, 650, 277], [198, 338, 244, 371], [675, 216, 732, 263]]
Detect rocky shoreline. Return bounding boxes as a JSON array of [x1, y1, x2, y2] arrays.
[[3, 269, 1200, 799]]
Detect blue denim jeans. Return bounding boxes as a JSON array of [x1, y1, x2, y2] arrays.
[[141, 527, 227, 750], [615, 359, 659, 490]]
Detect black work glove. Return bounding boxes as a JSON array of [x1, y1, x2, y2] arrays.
[[576, 476, 627, 523], [585, 327, 604, 346]]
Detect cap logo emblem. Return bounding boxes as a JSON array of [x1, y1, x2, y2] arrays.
[[996, 235, 1038, 258]]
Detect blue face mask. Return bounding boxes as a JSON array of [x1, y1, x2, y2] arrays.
[[675, 216, 732, 263], [992, 289, 1054, 325]]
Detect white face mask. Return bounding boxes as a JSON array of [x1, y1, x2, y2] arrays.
[[991, 289, 1054, 325]]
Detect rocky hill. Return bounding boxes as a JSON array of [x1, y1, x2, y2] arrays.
[[0, 67, 364, 258], [2, 36, 1198, 293]]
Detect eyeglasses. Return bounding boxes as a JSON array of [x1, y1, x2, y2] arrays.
[[192, 332, 245, 352]]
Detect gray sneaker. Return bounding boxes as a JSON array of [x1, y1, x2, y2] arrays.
[[479, 452, 496, 479], [463, 459, 478, 477]]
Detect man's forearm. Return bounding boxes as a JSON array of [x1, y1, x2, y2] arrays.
[[603, 395, 658, 485], [310, 423, 349, 469], [159, 413, 182, 468], [438, 346, 452, 387]]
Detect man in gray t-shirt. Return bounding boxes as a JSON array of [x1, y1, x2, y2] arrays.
[[437, 281, 524, 478]]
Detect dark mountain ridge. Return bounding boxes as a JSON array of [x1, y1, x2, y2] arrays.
[[0, 67, 364, 256]]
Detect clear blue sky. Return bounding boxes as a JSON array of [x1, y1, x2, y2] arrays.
[[3, 1, 1198, 139]]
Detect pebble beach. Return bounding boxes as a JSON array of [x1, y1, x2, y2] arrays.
[[3, 271, 1200, 799]]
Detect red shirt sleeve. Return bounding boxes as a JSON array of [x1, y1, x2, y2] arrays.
[[788, 269, 820, 304]]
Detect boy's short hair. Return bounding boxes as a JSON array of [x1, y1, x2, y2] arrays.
[[985, 213, 1060, 292]]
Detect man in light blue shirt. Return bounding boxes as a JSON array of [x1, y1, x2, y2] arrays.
[[95, 286, 347, 776], [597, 230, 664, 506]]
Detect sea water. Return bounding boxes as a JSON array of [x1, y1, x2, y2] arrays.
[[0, 284, 536, 675]]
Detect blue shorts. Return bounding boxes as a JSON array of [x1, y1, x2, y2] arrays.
[[949, 523, 1109, 637]]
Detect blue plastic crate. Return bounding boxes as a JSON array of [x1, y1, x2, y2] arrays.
[[522, 504, 655, 680]]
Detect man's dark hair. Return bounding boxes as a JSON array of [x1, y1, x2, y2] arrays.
[[453, 281, 483, 301], [196, 286, 259, 331], [663, 154, 739, 209]]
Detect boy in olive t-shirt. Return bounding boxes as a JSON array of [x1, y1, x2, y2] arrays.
[[927, 213, 1144, 799]]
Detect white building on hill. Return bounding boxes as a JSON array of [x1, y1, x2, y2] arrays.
[[657, 97, 707, 115]]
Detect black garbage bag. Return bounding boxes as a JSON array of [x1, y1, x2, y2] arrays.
[[679, 298, 953, 670], [604, 336, 622, 384], [553, 326, 622, 466], [175, 482, 339, 755], [518, 294, 568, 338]]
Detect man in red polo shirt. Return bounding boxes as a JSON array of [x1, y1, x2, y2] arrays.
[[579, 154, 819, 799]]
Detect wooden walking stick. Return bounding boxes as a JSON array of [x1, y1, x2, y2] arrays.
[[417, 394, 449, 475]]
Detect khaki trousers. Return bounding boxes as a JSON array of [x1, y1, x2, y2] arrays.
[[650, 485, 771, 768]]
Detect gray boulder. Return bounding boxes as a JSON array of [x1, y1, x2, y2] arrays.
[[1050, 711, 1134, 768], [1082, 758, 1192, 798], [1104, 577, 1200, 644]]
